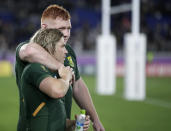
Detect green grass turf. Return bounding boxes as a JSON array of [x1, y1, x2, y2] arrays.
[[0, 76, 171, 131]]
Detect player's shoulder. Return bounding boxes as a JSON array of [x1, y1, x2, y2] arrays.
[[23, 63, 50, 77], [16, 40, 29, 51], [26, 63, 46, 70], [16, 40, 29, 61], [65, 44, 73, 51], [65, 44, 76, 57]]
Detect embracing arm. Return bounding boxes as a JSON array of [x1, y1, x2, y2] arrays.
[[19, 43, 62, 71], [39, 77, 70, 98], [73, 77, 105, 131], [39, 66, 72, 99]]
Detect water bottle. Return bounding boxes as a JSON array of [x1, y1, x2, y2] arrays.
[[75, 109, 86, 131]]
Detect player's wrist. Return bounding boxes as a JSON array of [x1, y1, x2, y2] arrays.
[[91, 116, 100, 123], [61, 77, 70, 87], [61, 74, 69, 81]]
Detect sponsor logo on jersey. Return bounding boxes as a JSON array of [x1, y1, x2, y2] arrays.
[[41, 65, 48, 72]]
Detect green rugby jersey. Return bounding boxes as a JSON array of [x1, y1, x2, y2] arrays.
[[15, 41, 29, 131], [21, 63, 66, 131], [15, 41, 80, 130], [63, 44, 80, 119]]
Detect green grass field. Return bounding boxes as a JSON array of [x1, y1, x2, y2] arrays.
[[0, 76, 171, 131]]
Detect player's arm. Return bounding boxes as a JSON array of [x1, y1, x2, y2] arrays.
[[73, 77, 105, 131], [65, 119, 75, 131], [39, 66, 73, 98], [73, 77, 99, 121], [67, 46, 104, 130], [19, 42, 62, 71]]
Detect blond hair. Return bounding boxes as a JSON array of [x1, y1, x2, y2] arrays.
[[30, 28, 63, 55]]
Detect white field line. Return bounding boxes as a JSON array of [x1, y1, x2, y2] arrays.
[[144, 98, 171, 109], [114, 94, 171, 109]]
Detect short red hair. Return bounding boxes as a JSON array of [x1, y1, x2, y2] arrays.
[[41, 5, 71, 21]]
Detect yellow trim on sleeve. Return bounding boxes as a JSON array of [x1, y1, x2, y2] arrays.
[[32, 102, 46, 117]]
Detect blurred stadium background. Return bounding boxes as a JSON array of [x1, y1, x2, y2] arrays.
[[0, 0, 171, 131]]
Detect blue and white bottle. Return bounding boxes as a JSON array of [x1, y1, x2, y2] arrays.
[[75, 110, 86, 131]]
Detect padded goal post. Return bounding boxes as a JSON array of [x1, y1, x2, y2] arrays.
[[96, 35, 116, 95], [124, 33, 146, 100]]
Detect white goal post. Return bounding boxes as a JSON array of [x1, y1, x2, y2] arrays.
[[96, 0, 116, 95], [96, 0, 147, 100]]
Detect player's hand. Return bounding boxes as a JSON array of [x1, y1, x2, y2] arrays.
[[58, 66, 72, 81], [74, 115, 90, 131], [83, 115, 90, 131], [66, 119, 76, 131]]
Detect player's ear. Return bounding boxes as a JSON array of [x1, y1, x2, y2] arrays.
[[41, 24, 48, 29]]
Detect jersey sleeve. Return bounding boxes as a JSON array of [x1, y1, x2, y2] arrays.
[[22, 63, 52, 88], [16, 41, 28, 62], [71, 51, 80, 81]]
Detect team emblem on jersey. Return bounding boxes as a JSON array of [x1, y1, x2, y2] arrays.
[[41, 65, 48, 72], [67, 56, 74, 67]]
